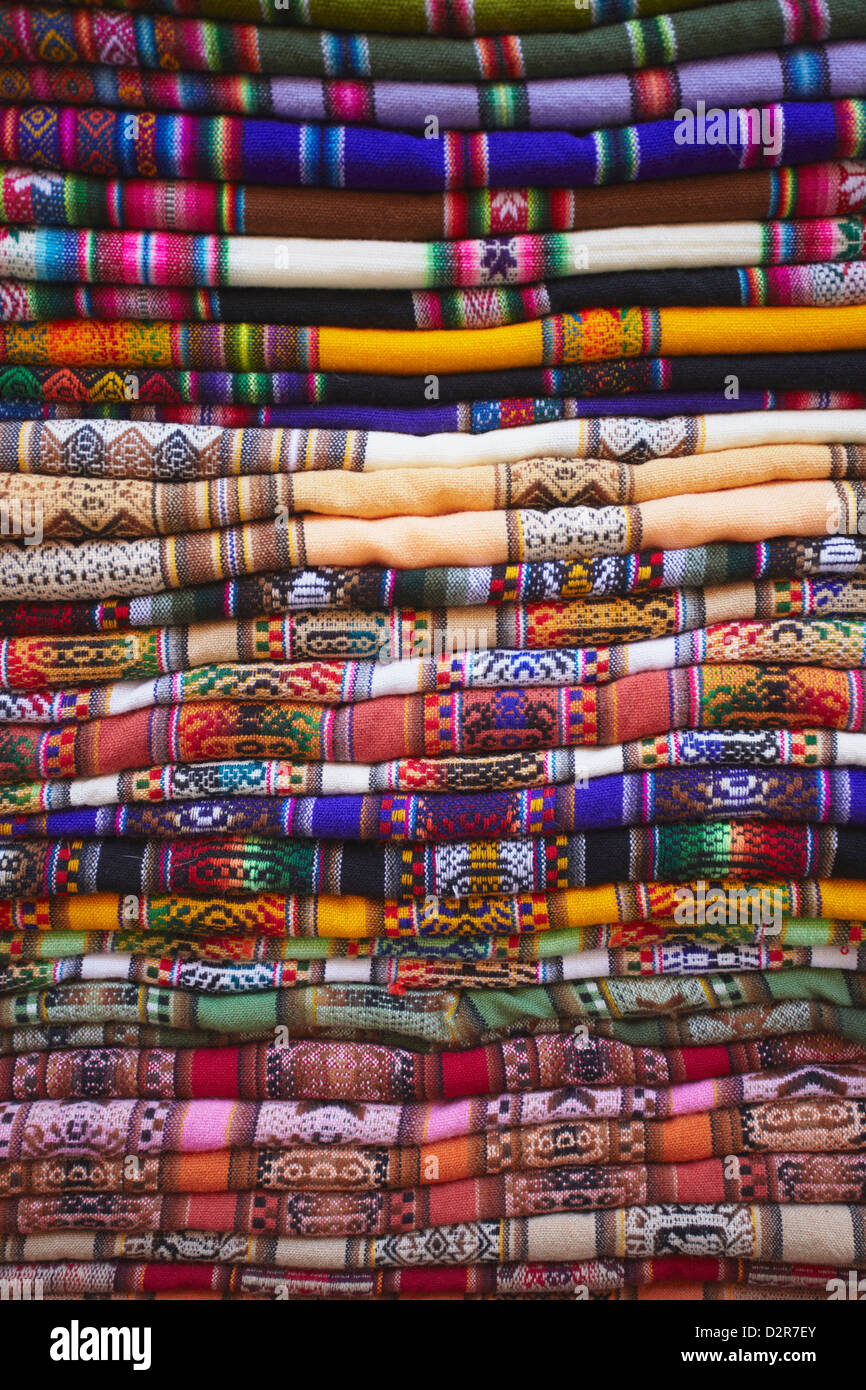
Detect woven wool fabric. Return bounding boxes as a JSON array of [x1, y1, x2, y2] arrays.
[[3, 387, 861, 429], [2, 942, 863, 998], [6, 877, 863, 940], [0, 1032, 860, 1102], [4, 101, 866, 192], [5, 1155, 866, 1236], [3, 311, 866, 376], [42, 0, 727, 36], [1, 1203, 863, 1267], [8, 1, 864, 80], [3, 1057, 863, 1120], [7, 1088, 866, 1165], [0, 972, 864, 1045], [10, 588, 866, 689], [17, 357, 866, 409], [14, 395, 866, 432], [6, 446, 865, 539], [10, 915, 861, 966], [7, 482, 866, 599], [8, 614, 866, 716], [1, 996, 863, 1054], [7, 265, 866, 329], [3, 823, 866, 899], [5, 223, 866, 291], [2, 539, 863, 637], [9, 917, 861, 966], [2, 943, 862, 993], [0, 1257, 851, 1297], [4, 43, 866, 129], [4, 728, 864, 813], [7, 765, 866, 840], [2, 163, 863, 239], [3, 413, 866, 476], [5, 664, 866, 781], [10, 396, 866, 436]]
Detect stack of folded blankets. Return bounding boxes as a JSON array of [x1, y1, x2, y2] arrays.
[[1, 0, 866, 1306]]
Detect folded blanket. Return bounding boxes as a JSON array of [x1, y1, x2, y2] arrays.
[[5, 313, 866, 382], [2, 162, 862, 238], [3, 822, 865, 899], [0, 1256, 845, 1297], [14, 358, 866, 413], [8, 613, 866, 714], [7, 764, 866, 841], [11, 593, 866, 691], [2, 539, 862, 636], [4, 101, 865, 192], [3, 664, 863, 781], [2, 385, 856, 428], [4, 915, 859, 965], [1, 942, 861, 995], [6, 445, 864, 539], [2, 997, 864, 1054], [6, 481, 866, 597], [41, 0, 724, 37], [4, 1155, 864, 1235], [10, 1, 862, 80], [2, 726, 861, 812], [0, 969, 863, 1046], [0, 1256, 843, 1297], [5, 1059, 864, 1128], [7, 223, 864, 291], [6, 265, 866, 329], [1, 1203, 862, 1266], [1, 1030, 860, 1100], [4, 413, 866, 477], [4, 876, 860, 939], [6, 43, 866, 130]]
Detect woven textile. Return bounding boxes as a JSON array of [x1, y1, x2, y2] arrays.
[[0, 972, 864, 1046], [4, 446, 865, 539], [5, 1157, 866, 1235], [2, 414, 866, 476], [6, 266, 866, 329], [9, 917, 861, 965], [1, 362, 866, 415], [0, 1257, 851, 1297], [4, 664, 866, 780], [5, 877, 863, 940], [2, 1037, 862, 1099], [7, 765, 866, 840], [2, 311, 865, 375], [3, 823, 866, 899], [7, 2, 864, 80], [2, 998, 865, 1054], [7, 613, 866, 715], [1, 943, 863, 991], [6, 1078, 866, 1152], [6, 482, 866, 599], [4, 0, 866, 1310], [6, 609, 866, 708], [4, 44, 866, 130], [2, 163, 864, 238], [3, 101, 866, 191], [0, 1203, 863, 1267], [6, 396, 866, 432], [37, 0, 726, 37], [5, 727, 865, 813], [1, 1033, 862, 1101], [4, 44, 866, 129], [5, 223, 865, 289], [3, 539, 865, 637]]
